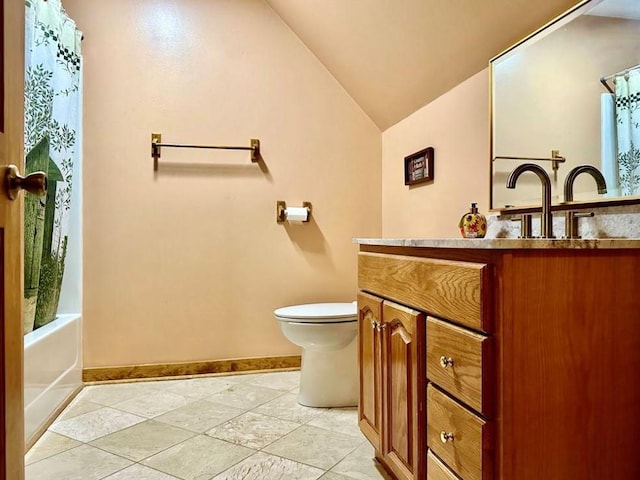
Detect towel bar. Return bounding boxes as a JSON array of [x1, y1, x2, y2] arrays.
[[151, 133, 260, 171]]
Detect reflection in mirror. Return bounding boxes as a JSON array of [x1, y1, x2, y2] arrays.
[[491, 0, 640, 210]]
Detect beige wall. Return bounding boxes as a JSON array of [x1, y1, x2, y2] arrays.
[[381, 70, 490, 238], [64, 0, 381, 368]]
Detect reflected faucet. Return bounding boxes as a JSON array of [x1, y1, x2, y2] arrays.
[[506, 163, 554, 238], [563, 165, 607, 238], [563, 165, 607, 202]]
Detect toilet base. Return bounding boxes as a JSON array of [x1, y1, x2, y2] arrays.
[[297, 336, 358, 408]]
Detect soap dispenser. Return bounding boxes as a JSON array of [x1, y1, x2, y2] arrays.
[[459, 203, 487, 238]]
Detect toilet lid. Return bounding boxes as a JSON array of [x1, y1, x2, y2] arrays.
[[275, 303, 357, 323]]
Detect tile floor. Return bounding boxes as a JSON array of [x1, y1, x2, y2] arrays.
[[25, 370, 392, 480]]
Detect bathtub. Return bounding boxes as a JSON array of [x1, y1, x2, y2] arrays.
[[24, 313, 82, 445]]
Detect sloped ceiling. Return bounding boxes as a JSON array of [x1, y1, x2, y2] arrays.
[[265, 0, 581, 130]]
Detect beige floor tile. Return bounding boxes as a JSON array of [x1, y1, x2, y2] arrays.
[[90, 420, 195, 462], [154, 400, 245, 433], [103, 463, 181, 479], [263, 425, 362, 470], [206, 411, 301, 449], [307, 408, 364, 438], [56, 399, 105, 422], [330, 442, 392, 480], [77, 382, 155, 406], [113, 390, 197, 418], [25, 444, 132, 480], [204, 383, 285, 410], [142, 434, 255, 480], [240, 371, 300, 391], [25, 432, 82, 465], [49, 407, 146, 442], [254, 392, 324, 424], [320, 472, 358, 480], [212, 451, 324, 480], [154, 377, 238, 399]]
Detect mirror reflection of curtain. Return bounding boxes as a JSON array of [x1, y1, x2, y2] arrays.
[[616, 70, 640, 196], [601, 93, 619, 197], [24, 0, 82, 334]]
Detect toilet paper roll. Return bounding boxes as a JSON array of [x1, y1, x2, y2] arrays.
[[285, 206, 309, 222]]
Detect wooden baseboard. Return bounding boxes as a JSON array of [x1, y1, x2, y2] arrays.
[[82, 354, 302, 383], [25, 385, 83, 453]]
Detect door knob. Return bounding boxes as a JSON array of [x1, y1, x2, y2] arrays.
[[5, 165, 47, 200]]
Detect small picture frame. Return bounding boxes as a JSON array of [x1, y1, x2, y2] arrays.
[[404, 147, 434, 186]]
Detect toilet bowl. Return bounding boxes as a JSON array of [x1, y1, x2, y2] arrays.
[[275, 302, 358, 408]]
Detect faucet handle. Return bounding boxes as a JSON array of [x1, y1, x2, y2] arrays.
[[511, 214, 533, 238], [564, 211, 594, 239]]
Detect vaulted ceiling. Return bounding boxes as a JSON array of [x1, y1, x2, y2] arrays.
[[265, 0, 581, 130]]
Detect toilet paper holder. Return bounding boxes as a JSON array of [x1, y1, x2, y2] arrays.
[[277, 201, 312, 223]]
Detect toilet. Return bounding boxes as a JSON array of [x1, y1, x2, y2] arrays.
[[274, 302, 358, 408]]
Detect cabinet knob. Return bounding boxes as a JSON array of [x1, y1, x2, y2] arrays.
[[439, 356, 454, 368], [440, 432, 455, 443], [369, 319, 378, 330]]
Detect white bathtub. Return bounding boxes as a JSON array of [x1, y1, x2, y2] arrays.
[[24, 313, 82, 445]]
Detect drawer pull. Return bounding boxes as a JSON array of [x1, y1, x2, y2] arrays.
[[439, 356, 454, 368], [440, 431, 455, 443]]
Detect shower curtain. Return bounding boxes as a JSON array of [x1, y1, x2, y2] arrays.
[[616, 70, 640, 196], [24, 0, 82, 334]]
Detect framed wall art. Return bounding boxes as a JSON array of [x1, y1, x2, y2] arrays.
[[404, 147, 434, 186]]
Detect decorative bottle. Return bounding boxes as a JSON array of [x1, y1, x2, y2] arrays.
[[459, 203, 487, 238]]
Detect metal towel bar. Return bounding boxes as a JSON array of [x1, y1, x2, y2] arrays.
[[151, 133, 260, 171]]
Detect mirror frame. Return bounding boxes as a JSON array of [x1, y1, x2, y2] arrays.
[[489, 0, 640, 214]]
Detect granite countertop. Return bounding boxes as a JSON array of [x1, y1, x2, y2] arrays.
[[354, 238, 640, 249]]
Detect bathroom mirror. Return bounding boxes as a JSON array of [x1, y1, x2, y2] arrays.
[[490, 0, 640, 211]]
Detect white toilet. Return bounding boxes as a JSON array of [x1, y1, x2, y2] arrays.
[[274, 302, 358, 408]]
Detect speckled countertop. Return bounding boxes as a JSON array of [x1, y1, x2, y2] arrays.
[[354, 238, 640, 249]]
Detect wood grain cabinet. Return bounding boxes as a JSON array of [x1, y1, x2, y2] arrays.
[[357, 245, 640, 480], [358, 293, 426, 480]]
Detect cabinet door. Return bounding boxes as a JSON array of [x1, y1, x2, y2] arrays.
[[357, 292, 383, 451], [382, 301, 425, 480]]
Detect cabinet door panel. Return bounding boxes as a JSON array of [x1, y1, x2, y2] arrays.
[[357, 292, 383, 451], [382, 301, 425, 480]]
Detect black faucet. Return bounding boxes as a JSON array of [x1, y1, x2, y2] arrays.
[[563, 165, 607, 238], [563, 165, 607, 202], [506, 163, 554, 238]]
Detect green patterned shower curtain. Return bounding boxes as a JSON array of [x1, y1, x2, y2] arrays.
[[616, 70, 640, 196], [24, 0, 82, 334]]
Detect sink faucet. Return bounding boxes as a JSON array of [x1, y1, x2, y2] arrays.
[[506, 163, 554, 238], [563, 165, 607, 201], [563, 165, 607, 238]]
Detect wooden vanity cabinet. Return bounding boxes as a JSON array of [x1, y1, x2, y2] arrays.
[[357, 245, 640, 480], [357, 292, 383, 451], [358, 292, 426, 480]]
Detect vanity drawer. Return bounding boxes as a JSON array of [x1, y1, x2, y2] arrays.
[[358, 252, 490, 332], [427, 384, 493, 480], [427, 450, 459, 480], [427, 317, 492, 416]]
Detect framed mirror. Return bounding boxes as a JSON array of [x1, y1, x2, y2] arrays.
[[490, 0, 640, 212]]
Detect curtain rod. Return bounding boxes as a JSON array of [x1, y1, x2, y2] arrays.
[[600, 63, 640, 93]]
